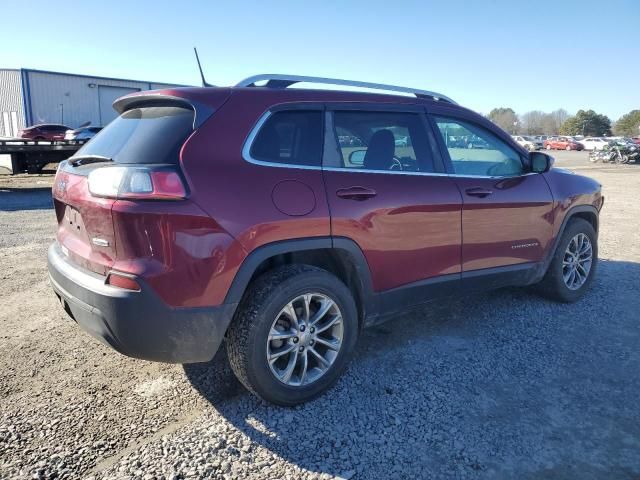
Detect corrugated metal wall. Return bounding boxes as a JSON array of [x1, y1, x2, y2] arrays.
[[0, 69, 25, 137], [25, 71, 185, 128]]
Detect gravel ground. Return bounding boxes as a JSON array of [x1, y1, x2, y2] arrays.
[[1, 152, 639, 479]]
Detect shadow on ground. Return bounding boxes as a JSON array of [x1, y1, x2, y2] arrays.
[[184, 259, 640, 479], [0, 187, 53, 211]]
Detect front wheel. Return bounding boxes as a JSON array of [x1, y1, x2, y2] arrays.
[[536, 218, 597, 303], [226, 265, 358, 406]]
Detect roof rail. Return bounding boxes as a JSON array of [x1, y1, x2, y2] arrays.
[[236, 74, 457, 104]]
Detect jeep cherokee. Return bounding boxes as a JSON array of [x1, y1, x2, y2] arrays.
[[48, 75, 603, 405]]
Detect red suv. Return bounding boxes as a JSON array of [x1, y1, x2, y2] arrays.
[[18, 124, 71, 141], [544, 136, 584, 151], [48, 75, 603, 405]]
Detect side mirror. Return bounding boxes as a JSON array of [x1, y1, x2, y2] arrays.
[[530, 151, 554, 173], [348, 149, 366, 166]]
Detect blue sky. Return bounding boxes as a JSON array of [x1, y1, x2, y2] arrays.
[[2, 0, 638, 119]]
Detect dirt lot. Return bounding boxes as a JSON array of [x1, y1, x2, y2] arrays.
[[1, 151, 639, 479]]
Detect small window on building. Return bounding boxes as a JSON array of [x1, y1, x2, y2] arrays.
[[250, 111, 322, 167]]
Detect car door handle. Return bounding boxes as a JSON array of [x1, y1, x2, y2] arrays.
[[336, 186, 377, 201], [465, 187, 493, 198]]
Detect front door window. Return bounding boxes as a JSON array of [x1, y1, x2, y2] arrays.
[[434, 117, 524, 177]]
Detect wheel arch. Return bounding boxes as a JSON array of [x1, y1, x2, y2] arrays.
[[535, 204, 599, 282], [224, 237, 376, 327]]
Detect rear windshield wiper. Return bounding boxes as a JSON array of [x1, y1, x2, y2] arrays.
[[69, 155, 114, 167]]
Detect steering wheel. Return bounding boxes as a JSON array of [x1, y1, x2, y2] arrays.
[[390, 158, 403, 171]]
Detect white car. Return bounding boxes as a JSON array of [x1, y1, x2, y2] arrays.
[[578, 137, 609, 151], [512, 135, 542, 151]]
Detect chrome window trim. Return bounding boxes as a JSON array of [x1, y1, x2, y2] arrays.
[[322, 167, 448, 177], [242, 111, 537, 179], [241, 110, 324, 171]]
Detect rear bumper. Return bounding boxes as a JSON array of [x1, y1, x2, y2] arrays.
[[47, 243, 237, 363]]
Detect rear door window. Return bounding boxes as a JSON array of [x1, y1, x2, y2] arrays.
[[331, 111, 435, 172], [76, 106, 194, 164], [249, 110, 322, 167]]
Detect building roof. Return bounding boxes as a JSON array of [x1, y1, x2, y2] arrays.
[[0, 67, 190, 87]]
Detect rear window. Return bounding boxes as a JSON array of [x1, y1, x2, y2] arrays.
[[76, 106, 193, 164], [249, 111, 322, 167]]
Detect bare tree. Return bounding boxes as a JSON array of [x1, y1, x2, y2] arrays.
[[487, 108, 519, 134], [519, 111, 545, 135]]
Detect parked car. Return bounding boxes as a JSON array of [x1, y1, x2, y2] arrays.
[[64, 126, 103, 141], [466, 135, 490, 149], [18, 124, 71, 141], [544, 136, 584, 151], [578, 137, 609, 151], [512, 135, 542, 151], [48, 75, 603, 405]]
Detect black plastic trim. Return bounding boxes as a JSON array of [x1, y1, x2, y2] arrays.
[[530, 204, 600, 283], [48, 243, 236, 364], [224, 238, 333, 304]]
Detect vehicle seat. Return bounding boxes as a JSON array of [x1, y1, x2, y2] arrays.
[[363, 129, 395, 170]]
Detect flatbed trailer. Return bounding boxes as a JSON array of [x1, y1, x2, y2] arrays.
[[0, 139, 87, 174]]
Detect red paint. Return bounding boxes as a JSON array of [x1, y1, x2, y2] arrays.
[[543, 137, 584, 151], [19, 124, 70, 141], [51, 86, 603, 312]]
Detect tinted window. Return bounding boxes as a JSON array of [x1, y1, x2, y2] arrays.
[[434, 116, 523, 177], [332, 111, 434, 172], [75, 106, 193, 164], [41, 125, 67, 132], [250, 111, 322, 167]]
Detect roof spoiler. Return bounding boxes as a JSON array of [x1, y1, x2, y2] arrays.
[[113, 94, 216, 129]]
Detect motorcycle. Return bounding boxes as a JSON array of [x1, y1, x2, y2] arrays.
[[589, 141, 639, 164]]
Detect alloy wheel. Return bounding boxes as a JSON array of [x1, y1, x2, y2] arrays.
[[562, 233, 593, 290], [266, 293, 343, 387]]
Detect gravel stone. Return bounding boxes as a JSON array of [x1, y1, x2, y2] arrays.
[[1, 158, 639, 479]]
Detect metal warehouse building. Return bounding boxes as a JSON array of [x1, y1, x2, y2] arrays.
[[0, 68, 187, 137]]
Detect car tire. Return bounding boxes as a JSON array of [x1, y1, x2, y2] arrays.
[[226, 264, 359, 406], [537, 218, 597, 303]]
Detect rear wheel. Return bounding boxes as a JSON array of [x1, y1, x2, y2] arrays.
[[226, 265, 358, 406], [537, 218, 597, 302]]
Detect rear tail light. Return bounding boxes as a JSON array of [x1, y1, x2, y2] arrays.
[[88, 166, 186, 200]]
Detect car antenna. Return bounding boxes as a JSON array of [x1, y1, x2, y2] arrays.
[[193, 47, 213, 87]]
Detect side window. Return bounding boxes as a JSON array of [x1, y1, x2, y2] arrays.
[[433, 116, 523, 177], [331, 111, 434, 172], [250, 110, 322, 167]]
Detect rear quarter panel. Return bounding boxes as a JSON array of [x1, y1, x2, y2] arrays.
[[179, 92, 332, 254]]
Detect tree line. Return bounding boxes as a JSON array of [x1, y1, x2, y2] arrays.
[[486, 107, 640, 137]]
